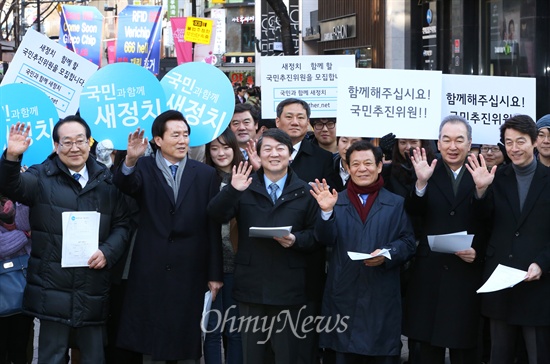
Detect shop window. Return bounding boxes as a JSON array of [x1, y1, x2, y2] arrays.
[[241, 24, 255, 53]]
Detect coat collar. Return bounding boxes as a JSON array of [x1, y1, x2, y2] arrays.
[[430, 160, 474, 208]]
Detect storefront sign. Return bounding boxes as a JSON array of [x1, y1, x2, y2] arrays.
[[319, 15, 356, 42]]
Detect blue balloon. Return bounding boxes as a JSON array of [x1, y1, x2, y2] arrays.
[[79, 62, 167, 149], [160, 62, 234, 147], [0, 83, 59, 166]]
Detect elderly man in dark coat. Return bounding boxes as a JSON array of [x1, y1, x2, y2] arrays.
[[310, 141, 416, 364], [0, 116, 130, 364], [114, 110, 223, 363]]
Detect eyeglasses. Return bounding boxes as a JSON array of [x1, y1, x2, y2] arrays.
[[480, 146, 501, 153], [59, 140, 88, 149], [313, 121, 336, 130]]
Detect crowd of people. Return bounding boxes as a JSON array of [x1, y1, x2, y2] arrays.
[[1, 90, 549, 364]]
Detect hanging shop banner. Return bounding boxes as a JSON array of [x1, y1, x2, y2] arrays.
[[79, 62, 167, 149], [183, 17, 213, 45], [170, 17, 193, 65], [116, 5, 162, 74], [59, 5, 104, 67]]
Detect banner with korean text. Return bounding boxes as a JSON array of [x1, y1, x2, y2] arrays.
[[116, 5, 162, 74], [170, 17, 193, 65]]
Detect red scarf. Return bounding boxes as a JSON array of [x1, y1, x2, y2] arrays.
[[346, 175, 385, 223]]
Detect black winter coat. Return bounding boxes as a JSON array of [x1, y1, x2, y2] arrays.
[[0, 154, 130, 327], [208, 168, 318, 306]]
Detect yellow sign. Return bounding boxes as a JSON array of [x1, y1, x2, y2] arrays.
[[184, 17, 214, 45], [212, 0, 226, 3]]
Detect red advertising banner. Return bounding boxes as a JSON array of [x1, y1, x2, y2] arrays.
[[170, 17, 193, 65]]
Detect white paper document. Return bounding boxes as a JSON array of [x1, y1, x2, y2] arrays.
[[427, 231, 473, 253], [201, 290, 213, 334], [249, 226, 292, 238], [61, 211, 100, 268], [477, 264, 527, 293], [347, 249, 392, 261]]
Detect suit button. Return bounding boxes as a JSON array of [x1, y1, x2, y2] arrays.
[[443, 265, 449, 270], [169, 209, 175, 215], [509, 254, 513, 259], [450, 211, 455, 216], [515, 232, 520, 237], [165, 265, 171, 271]]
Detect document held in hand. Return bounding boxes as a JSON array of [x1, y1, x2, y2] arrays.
[[347, 249, 392, 261], [427, 231, 473, 253], [477, 264, 527, 293], [61, 211, 100, 268], [249, 226, 292, 238]]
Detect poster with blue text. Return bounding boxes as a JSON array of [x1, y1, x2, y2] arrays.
[[59, 5, 104, 67], [116, 5, 162, 74]]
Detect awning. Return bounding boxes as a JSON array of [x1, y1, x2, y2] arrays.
[[218, 65, 255, 73]]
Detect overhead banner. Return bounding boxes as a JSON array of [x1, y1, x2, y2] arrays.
[[116, 5, 162, 74], [59, 5, 104, 67], [170, 17, 193, 65]]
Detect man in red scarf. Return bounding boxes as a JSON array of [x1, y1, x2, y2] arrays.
[[310, 140, 416, 364]]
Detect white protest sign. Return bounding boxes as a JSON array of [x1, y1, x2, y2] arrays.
[[442, 74, 536, 145], [261, 55, 355, 118], [337, 68, 442, 139], [1, 29, 98, 118]]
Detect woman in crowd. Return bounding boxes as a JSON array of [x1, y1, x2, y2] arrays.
[[203, 128, 244, 364], [0, 192, 33, 364]]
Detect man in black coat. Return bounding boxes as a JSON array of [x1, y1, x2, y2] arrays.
[[467, 114, 550, 363], [114, 110, 223, 363], [403, 115, 483, 363], [0, 116, 130, 364], [208, 129, 318, 364]]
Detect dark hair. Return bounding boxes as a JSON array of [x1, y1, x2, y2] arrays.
[[151, 110, 191, 150], [237, 86, 247, 93], [258, 118, 276, 131], [53, 115, 91, 143], [500, 114, 537, 143], [309, 117, 336, 128], [205, 128, 243, 172], [391, 139, 435, 186], [276, 98, 311, 119], [346, 140, 383, 166], [439, 115, 472, 141], [234, 103, 259, 124], [256, 128, 293, 155]]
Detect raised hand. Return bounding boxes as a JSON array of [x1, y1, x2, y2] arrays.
[[231, 161, 253, 191], [125, 128, 149, 167], [410, 147, 437, 190], [309, 178, 338, 212], [465, 154, 496, 197], [245, 139, 261, 171], [6, 123, 32, 161]]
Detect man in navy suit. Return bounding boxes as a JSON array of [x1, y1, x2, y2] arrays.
[[114, 110, 223, 363]]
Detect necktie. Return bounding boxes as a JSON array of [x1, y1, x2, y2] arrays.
[[169, 165, 178, 180], [360, 194, 368, 206], [73, 173, 81, 181], [269, 183, 279, 204], [242, 149, 248, 161]]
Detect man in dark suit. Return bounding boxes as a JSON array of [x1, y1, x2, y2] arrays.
[[114, 110, 223, 363], [467, 114, 550, 363], [403, 115, 483, 363], [208, 128, 318, 364], [274, 98, 340, 364], [235, 86, 247, 104]]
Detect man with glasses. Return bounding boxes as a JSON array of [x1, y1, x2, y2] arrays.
[[0, 115, 130, 364], [536, 114, 550, 167], [310, 118, 338, 156]]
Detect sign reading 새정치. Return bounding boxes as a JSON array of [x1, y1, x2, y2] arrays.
[[160, 62, 234, 147], [79, 62, 167, 149]]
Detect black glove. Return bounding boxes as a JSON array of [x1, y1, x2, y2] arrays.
[[498, 142, 511, 164], [379, 133, 396, 160]]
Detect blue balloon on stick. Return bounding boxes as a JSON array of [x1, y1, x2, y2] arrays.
[[1, 83, 59, 166], [160, 62, 234, 147], [79, 62, 167, 149]]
